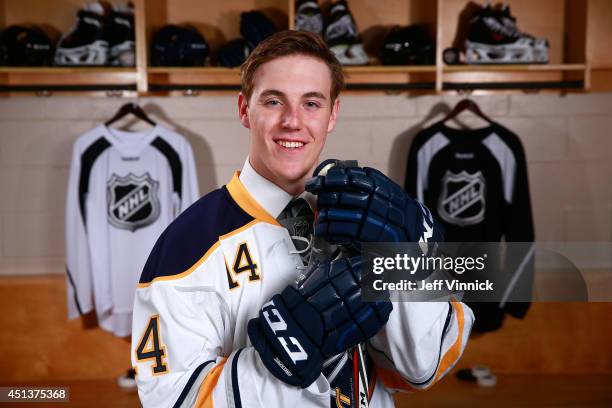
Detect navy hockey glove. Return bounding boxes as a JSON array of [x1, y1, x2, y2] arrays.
[[247, 256, 392, 388], [305, 161, 443, 249]]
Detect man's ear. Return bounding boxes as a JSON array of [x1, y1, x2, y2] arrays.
[[238, 93, 251, 129], [327, 98, 340, 133]]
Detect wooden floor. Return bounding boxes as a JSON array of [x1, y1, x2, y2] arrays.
[[2, 374, 611, 407], [402, 373, 612, 407]]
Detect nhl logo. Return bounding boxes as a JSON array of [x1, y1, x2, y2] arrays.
[[438, 171, 486, 227], [107, 172, 160, 231], [291, 218, 312, 239]]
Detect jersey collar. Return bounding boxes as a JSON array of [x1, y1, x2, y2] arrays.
[[225, 158, 293, 225], [101, 124, 161, 157]]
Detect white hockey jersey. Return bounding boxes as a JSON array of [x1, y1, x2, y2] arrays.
[[65, 124, 199, 336], [132, 160, 473, 407]]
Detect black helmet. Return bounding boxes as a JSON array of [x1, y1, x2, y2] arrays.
[[218, 38, 251, 68], [380, 25, 434, 65], [240, 11, 277, 50], [0, 25, 54, 66], [151, 24, 209, 66]]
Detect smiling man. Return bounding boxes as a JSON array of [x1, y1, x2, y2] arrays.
[[237, 40, 341, 196], [132, 31, 473, 408]]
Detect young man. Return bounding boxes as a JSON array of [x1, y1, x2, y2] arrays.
[[132, 31, 473, 407]]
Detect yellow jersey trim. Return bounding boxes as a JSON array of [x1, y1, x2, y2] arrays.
[[226, 171, 281, 226], [377, 301, 466, 392], [137, 220, 261, 288], [196, 357, 228, 407]]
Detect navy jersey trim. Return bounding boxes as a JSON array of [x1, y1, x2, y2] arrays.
[[152, 136, 182, 198], [172, 360, 215, 408], [231, 348, 245, 408], [139, 186, 254, 284], [78, 136, 111, 225], [65, 267, 83, 315]]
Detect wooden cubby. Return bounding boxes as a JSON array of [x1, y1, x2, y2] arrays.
[[144, 0, 289, 93], [0, 0, 611, 95], [438, 0, 588, 92], [0, 0, 138, 94], [306, 0, 438, 90]]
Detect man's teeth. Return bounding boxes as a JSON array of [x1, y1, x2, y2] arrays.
[[277, 140, 304, 148]]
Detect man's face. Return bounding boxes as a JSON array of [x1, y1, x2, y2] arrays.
[[238, 54, 339, 195]]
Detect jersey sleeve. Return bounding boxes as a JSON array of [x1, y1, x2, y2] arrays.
[[368, 301, 474, 393], [404, 131, 420, 199], [500, 132, 535, 317], [180, 140, 199, 211], [133, 240, 330, 408], [65, 141, 93, 319]]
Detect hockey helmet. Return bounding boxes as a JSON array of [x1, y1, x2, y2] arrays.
[[0, 25, 54, 66], [151, 24, 209, 66], [380, 25, 434, 65], [240, 11, 277, 50], [0, 31, 7, 65], [217, 38, 251, 68]]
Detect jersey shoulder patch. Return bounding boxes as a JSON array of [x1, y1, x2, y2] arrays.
[[139, 186, 254, 284]]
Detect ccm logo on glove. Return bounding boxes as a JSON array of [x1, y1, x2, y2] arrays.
[[262, 300, 308, 364]]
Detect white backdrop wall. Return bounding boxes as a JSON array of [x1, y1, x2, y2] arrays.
[[0, 93, 611, 276]]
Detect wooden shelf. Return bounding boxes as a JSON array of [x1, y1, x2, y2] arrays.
[[346, 66, 437, 74], [443, 64, 586, 73], [0, 67, 137, 74], [0, 0, 610, 95], [147, 67, 240, 74], [0, 67, 139, 90], [147, 65, 436, 75], [147, 67, 241, 89]]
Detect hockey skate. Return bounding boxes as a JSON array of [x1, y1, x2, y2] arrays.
[[105, 3, 135, 67], [55, 2, 108, 66], [324, 0, 368, 65], [465, 3, 549, 64], [494, 3, 548, 63], [294, 0, 323, 35]]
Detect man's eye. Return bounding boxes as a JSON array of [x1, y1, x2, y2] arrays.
[[305, 101, 320, 109], [265, 99, 281, 106]]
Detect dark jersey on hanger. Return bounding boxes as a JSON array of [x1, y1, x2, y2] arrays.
[[405, 120, 535, 332]]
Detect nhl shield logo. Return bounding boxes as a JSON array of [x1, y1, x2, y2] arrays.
[[438, 171, 486, 227], [107, 173, 160, 231]]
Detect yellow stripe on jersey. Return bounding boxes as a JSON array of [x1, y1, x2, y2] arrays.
[[226, 172, 281, 226], [433, 301, 465, 383], [195, 357, 228, 408], [137, 220, 262, 288]]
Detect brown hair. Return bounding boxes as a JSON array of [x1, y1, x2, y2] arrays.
[[240, 30, 345, 104]]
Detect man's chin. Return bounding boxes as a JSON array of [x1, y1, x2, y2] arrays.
[[273, 164, 311, 185]]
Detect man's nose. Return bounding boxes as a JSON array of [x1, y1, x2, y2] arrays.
[[281, 104, 301, 130]]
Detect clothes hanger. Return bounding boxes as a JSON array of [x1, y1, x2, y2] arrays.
[[441, 98, 494, 124], [105, 102, 156, 127]]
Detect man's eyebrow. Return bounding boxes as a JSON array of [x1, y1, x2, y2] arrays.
[[303, 92, 327, 100], [258, 89, 286, 99]]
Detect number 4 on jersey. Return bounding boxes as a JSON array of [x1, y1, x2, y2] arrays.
[[136, 315, 168, 375], [226, 242, 260, 290]]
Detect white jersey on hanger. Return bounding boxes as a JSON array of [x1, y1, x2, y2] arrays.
[[65, 124, 199, 336]]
